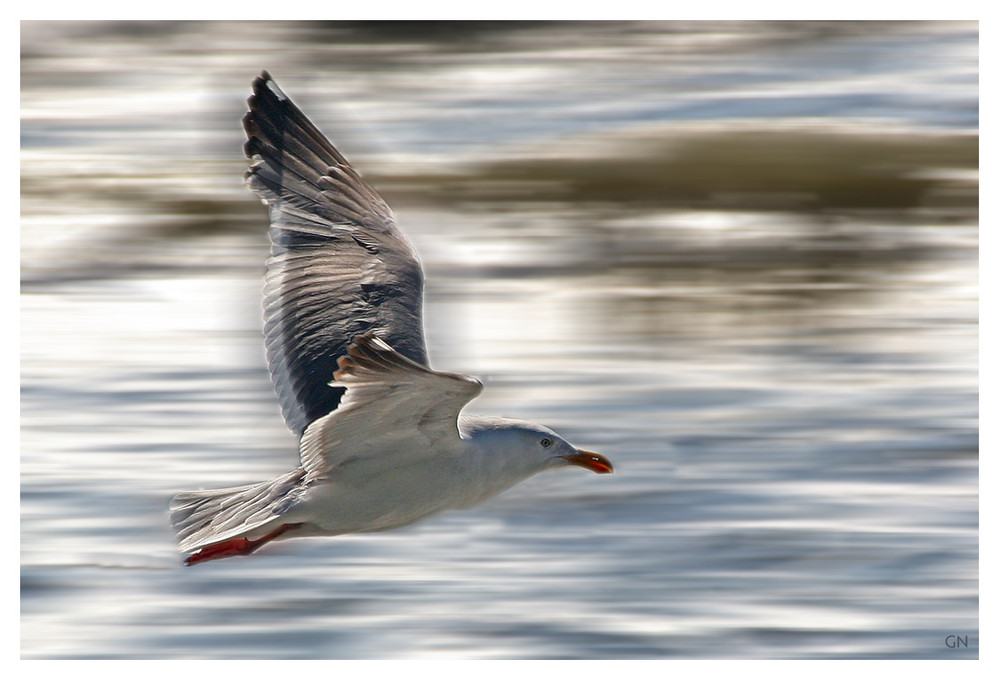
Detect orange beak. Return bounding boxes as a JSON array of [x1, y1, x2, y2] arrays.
[[561, 449, 614, 474]]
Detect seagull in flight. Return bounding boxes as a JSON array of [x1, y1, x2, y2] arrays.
[[170, 71, 613, 566]]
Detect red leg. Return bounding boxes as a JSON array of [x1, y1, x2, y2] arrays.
[[183, 523, 305, 566]]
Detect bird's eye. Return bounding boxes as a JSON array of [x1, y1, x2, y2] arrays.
[[540, 438, 553, 448]]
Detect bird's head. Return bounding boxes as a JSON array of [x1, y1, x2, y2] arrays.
[[527, 426, 613, 474], [463, 417, 613, 475]]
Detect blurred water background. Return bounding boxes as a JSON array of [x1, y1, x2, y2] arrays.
[[20, 21, 978, 659]]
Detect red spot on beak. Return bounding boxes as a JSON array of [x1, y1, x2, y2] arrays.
[[561, 449, 614, 474]]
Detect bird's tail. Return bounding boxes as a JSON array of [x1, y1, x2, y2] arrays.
[[169, 469, 306, 561]]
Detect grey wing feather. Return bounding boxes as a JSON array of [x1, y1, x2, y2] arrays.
[[243, 71, 428, 436]]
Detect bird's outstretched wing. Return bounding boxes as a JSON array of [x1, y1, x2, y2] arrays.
[[298, 334, 483, 479], [244, 71, 428, 437]]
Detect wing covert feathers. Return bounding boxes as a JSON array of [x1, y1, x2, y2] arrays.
[[297, 334, 482, 479]]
